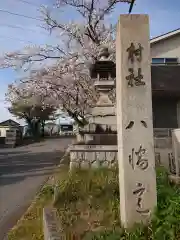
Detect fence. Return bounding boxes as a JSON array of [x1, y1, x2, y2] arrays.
[[153, 128, 173, 138]]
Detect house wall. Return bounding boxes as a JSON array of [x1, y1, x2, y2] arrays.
[[0, 127, 19, 137], [152, 98, 178, 129], [151, 34, 180, 129], [151, 34, 180, 61], [0, 127, 11, 137]]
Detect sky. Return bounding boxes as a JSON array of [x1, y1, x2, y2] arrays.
[[0, 0, 179, 125]]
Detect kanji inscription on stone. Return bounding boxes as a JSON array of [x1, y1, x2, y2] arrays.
[[127, 42, 143, 63], [116, 14, 157, 228], [133, 183, 150, 214], [126, 68, 145, 87], [129, 145, 148, 170]]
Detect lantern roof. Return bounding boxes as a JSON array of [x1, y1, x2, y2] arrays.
[[89, 47, 116, 79]]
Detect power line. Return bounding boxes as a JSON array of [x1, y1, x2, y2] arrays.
[[0, 9, 43, 22], [12, 0, 54, 10], [12, 0, 40, 7], [0, 34, 34, 44], [0, 23, 48, 35]]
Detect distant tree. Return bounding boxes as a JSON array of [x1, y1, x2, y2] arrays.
[[8, 102, 56, 139], [7, 83, 56, 139]]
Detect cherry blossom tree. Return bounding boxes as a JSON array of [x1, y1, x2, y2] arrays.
[[2, 0, 134, 126], [7, 60, 98, 126], [7, 83, 56, 138]]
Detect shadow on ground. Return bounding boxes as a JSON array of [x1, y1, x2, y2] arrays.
[[0, 150, 64, 186], [0, 137, 72, 240]]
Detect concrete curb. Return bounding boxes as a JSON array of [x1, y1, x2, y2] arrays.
[[43, 207, 61, 240], [58, 145, 71, 166], [6, 171, 54, 236], [3, 177, 51, 240], [43, 147, 71, 240]]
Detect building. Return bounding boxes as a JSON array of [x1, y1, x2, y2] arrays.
[[150, 28, 180, 130], [59, 123, 75, 135], [0, 119, 22, 137]]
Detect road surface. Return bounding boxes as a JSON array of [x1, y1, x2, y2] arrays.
[[0, 138, 72, 239]]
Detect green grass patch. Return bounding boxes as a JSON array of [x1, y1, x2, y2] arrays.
[[7, 165, 180, 240], [7, 165, 69, 240], [7, 185, 53, 240], [54, 166, 180, 240]]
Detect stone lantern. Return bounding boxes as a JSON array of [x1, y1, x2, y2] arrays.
[[69, 47, 118, 170], [88, 47, 116, 128]]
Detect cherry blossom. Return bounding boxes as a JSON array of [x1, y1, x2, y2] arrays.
[[2, 0, 134, 125]]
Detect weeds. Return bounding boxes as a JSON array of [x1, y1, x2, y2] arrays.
[[54, 166, 180, 239], [8, 184, 54, 240]]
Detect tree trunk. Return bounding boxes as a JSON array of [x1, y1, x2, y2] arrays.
[[66, 110, 88, 127], [33, 120, 41, 140], [26, 118, 40, 140], [41, 120, 45, 138], [25, 118, 34, 137]]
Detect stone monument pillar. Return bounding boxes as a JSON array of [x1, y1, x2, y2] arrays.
[[116, 15, 157, 228]]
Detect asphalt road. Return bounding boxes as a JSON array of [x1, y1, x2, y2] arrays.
[[0, 137, 72, 239]]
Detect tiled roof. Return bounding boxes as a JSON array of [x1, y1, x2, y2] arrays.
[[0, 119, 21, 127], [150, 28, 180, 44]]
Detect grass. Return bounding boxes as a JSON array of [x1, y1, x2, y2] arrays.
[[7, 184, 53, 240], [7, 164, 180, 240], [54, 167, 120, 237], [54, 166, 180, 240], [7, 165, 69, 240]]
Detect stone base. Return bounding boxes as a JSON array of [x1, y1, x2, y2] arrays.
[[169, 174, 180, 184], [70, 144, 175, 173], [69, 145, 117, 170], [82, 133, 117, 145]]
